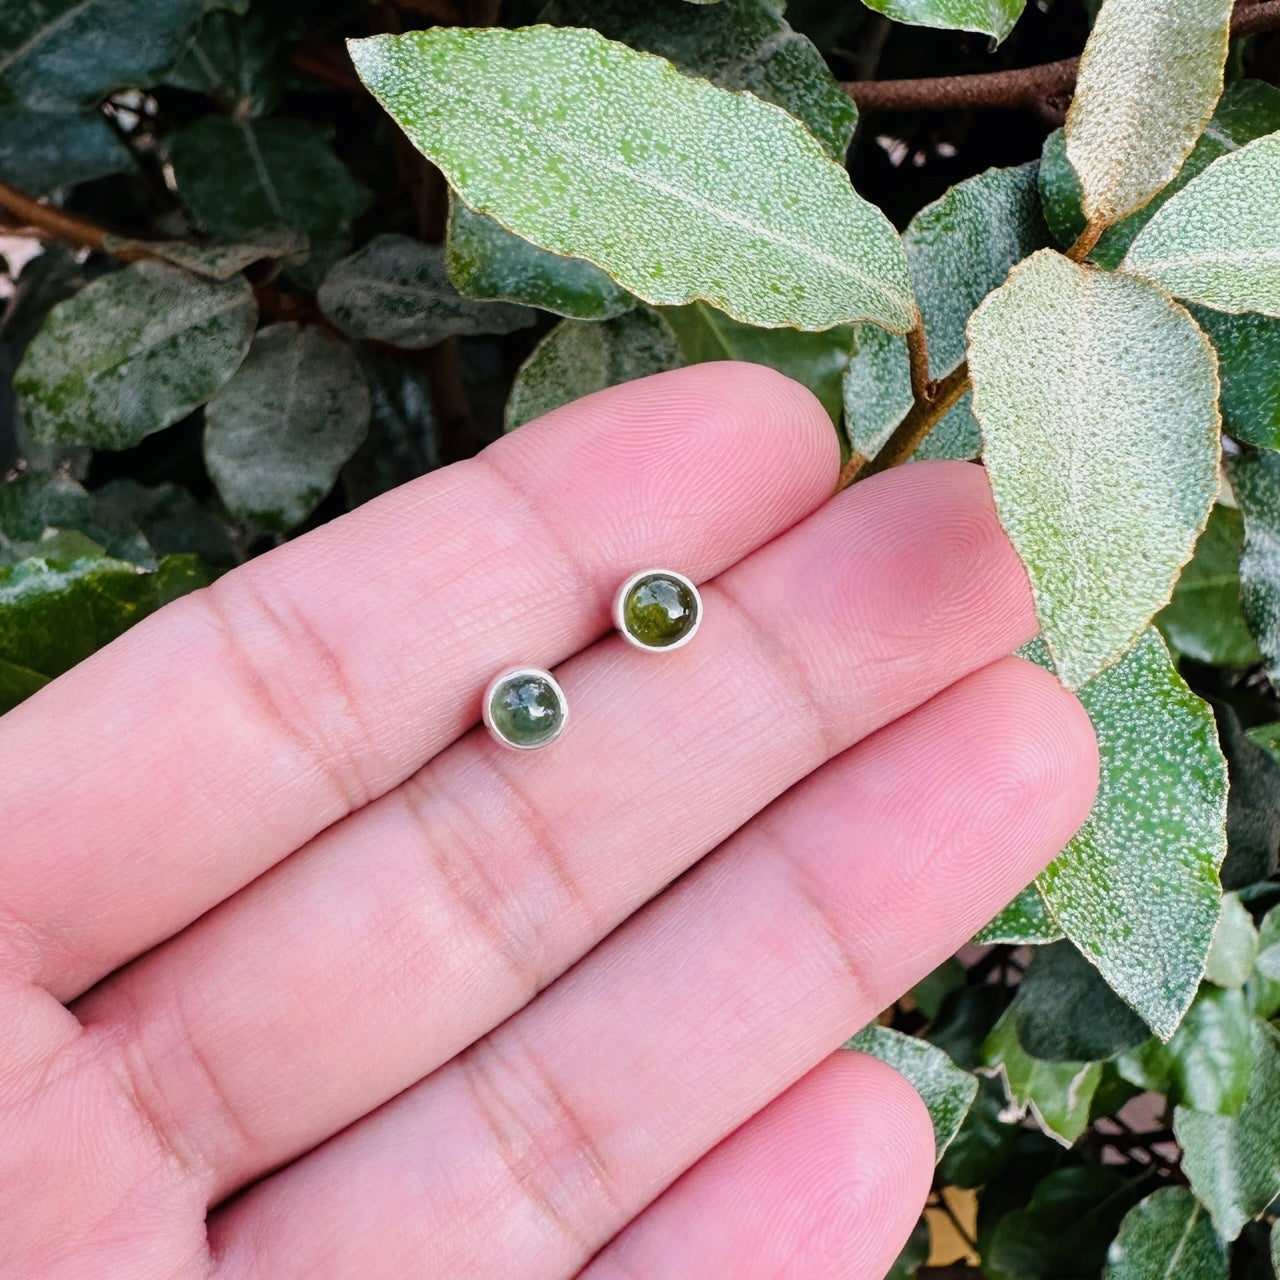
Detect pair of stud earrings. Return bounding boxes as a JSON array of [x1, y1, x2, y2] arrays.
[[482, 568, 702, 751]]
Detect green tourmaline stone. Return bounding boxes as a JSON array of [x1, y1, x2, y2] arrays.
[[623, 573, 699, 648], [488, 672, 565, 748]]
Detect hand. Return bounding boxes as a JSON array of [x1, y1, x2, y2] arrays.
[[0, 364, 1097, 1280]]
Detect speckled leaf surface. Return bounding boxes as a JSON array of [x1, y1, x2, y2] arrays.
[[0, 0, 240, 109], [1103, 1187, 1228, 1280], [541, 0, 857, 161], [1228, 451, 1280, 683], [348, 27, 917, 333], [1191, 307, 1280, 451], [1157, 505, 1260, 669], [1123, 133, 1280, 315], [1041, 80, 1280, 270], [168, 116, 368, 287], [446, 197, 633, 321], [204, 324, 370, 532], [14, 261, 256, 450], [981, 1006, 1102, 1144], [967, 250, 1221, 689], [846, 161, 1050, 461], [505, 309, 682, 431], [1030, 630, 1228, 1040], [974, 884, 1063, 946], [855, 0, 1024, 42], [1177, 1019, 1280, 1241], [847, 1025, 977, 1158], [319, 233, 537, 349], [0, 107, 131, 194], [1064, 0, 1232, 230], [662, 302, 852, 423], [102, 229, 308, 282]]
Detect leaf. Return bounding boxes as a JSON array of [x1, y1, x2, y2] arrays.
[[937, 1075, 1020, 1189], [204, 323, 371, 533], [1103, 1187, 1228, 1280], [1250, 905, 1280, 1019], [846, 161, 1050, 462], [102, 229, 309, 281], [161, 7, 282, 117], [984, 1166, 1137, 1278], [855, 0, 1024, 42], [92, 479, 236, 568], [0, 106, 131, 194], [541, 0, 858, 162], [927, 984, 1010, 1071], [1009, 941, 1150, 1062], [0, 0, 241, 109], [1217, 705, 1280, 892], [1122, 132, 1280, 316], [1158, 505, 1261, 669], [348, 26, 917, 333], [981, 1007, 1102, 1145], [847, 1024, 977, 1158], [910, 957, 965, 1022], [1176, 1019, 1280, 1241], [14, 261, 256, 450], [318, 233, 537, 349], [505, 309, 682, 432], [662, 302, 852, 424], [885, 1219, 930, 1280], [1064, 0, 1232, 231], [967, 250, 1221, 689], [0, 470, 152, 565], [1166, 985, 1254, 1115], [1030, 630, 1228, 1039], [1228, 451, 1280, 683], [0, 553, 212, 713], [974, 884, 1064, 945], [446, 196, 634, 322], [168, 116, 368, 287], [1039, 79, 1280, 271], [1190, 308, 1280, 451], [1205, 893, 1259, 990]]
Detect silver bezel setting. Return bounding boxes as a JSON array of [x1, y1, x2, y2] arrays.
[[482, 666, 569, 750], [612, 568, 703, 651]]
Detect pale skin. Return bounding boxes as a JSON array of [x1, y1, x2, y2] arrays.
[[0, 362, 1099, 1279]]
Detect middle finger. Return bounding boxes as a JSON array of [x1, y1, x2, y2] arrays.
[[77, 460, 1035, 1203]]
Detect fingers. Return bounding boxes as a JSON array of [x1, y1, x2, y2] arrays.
[[78, 461, 1037, 1202], [0, 363, 838, 999], [206, 658, 1098, 1279], [580, 1053, 933, 1280]]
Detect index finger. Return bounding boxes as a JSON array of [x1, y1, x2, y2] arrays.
[[0, 363, 838, 1000]]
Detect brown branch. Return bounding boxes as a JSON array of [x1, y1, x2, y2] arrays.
[[0, 180, 149, 259], [842, 0, 1280, 114], [856, 361, 972, 481], [905, 322, 931, 405]]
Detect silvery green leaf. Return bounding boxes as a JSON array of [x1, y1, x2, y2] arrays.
[[967, 250, 1221, 689], [1205, 893, 1259, 990], [348, 27, 917, 333], [204, 323, 370, 532], [847, 1025, 977, 1158], [101, 229, 308, 282], [1228, 451, 1280, 684], [855, 0, 1025, 43], [318, 233, 537, 349], [1123, 131, 1280, 316], [14, 261, 256, 450], [1103, 1187, 1228, 1280], [1064, 0, 1232, 230], [505, 309, 682, 432], [973, 884, 1063, 946]]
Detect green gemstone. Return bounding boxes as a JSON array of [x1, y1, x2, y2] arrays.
[[488, 670, 565, 748], [622, 573, 699, 648]]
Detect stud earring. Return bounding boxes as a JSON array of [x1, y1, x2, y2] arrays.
[[613, 569, 703, 651], [483, 667, 568, 750]]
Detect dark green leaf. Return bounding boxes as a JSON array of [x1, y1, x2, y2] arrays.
[[846, 161, 1050, 461], [162, 8, 283, 117], [0, 0, 242, 109], [938, 1075, 1020, 1189], [169, 116, 368, 286], [1011, 941, 1151, 1063], [984, 1166, 1137, 1280], [1103, 1187, 1228, 1280], [0, 470, 152, 564], [1217, 705, 1280, 891], [1205, 893, 1259, 989], [662, 303, 852, 424], [505, 310, 682, 432], [1177, 1019, 1280, 1241], [847, 1024, 977, 1158], [14, 261, 256, 450], [1158, 505, 1260, 668], [1229, 451, 1280, 684], [541, 0, 858, 161], [0, 107, 132, 194], [885, 1218, 930, 1280], [1191, 308, 1280, 451], [318, 233, 536, 349], [910, 957, 965, 1023], [1165, 985, 1254, 1115], [975, 884, 1064, 946], [0, 655, 49, 711], [204, 323, 371, 532], [446, 196, 634, 322], [92, 479, 236, 568], [926, 983, 1010, 1071]]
